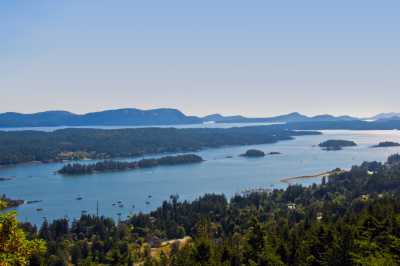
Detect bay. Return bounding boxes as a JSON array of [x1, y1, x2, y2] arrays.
[[1, 129, 400, 225]]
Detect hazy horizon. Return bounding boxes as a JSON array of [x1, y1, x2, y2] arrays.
[[0, 106, 397, 119], [1, 1, 399, 117]]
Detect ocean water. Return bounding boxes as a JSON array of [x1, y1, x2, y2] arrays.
[[1, 129, 400, 225]]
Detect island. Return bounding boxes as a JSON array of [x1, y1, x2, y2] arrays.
[[372, 141, 400, 148], [58, 154, 204, 175], [241, 149, 266, 157], [318, 140, 357, 151]]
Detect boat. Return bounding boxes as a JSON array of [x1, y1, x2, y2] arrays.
[[36, 208, 43, 212], [145, 201, 150, 205], [76, 196, 83, 201]]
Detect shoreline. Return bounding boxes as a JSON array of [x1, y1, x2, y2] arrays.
[[280, 169, 344, 184]]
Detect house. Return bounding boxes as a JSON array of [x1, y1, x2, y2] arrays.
[[361, 194, 369, 201]]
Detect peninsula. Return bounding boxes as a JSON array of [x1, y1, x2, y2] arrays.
[[280, 168, 344, 184], [0, 127, 319, 166], [1, 194, 24, 209]]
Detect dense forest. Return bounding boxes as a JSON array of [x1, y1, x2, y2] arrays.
[[58, 154, 204, 175], [2, 154, 400, 265], [0, 127, 319, 166]]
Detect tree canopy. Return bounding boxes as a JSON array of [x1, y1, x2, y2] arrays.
[[0, 200, 46, 266]]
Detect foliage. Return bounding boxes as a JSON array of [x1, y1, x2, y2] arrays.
[[0, 201, 46, 266], [0, 195, 24, 210]]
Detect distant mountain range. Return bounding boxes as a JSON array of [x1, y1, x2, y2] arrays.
[[0, 109, 201, 127], [202, 112, 359, 123], [365, 113, 400, 121], [0, 108, 397, 127]]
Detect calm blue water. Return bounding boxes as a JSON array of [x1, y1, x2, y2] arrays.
[[1, 129, 400, 226]]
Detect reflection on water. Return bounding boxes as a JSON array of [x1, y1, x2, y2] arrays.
[[1, 130, 400, 225]]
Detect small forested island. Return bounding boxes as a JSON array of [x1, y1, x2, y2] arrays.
[[58, 154, 204, 175], [241, 149, 266, 157], [319, 139, 357, 151], [372, 141, 400, 148]]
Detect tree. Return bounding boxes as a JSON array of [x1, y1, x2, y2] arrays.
[[70, 243, 82, 265], [0, 200, 46, 266]]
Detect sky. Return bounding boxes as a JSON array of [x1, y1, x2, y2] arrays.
[[1, 0, 399, 117]]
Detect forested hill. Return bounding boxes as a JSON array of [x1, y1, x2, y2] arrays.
[[0, 126, 319, 165], [18, 154, 400, 265], [0, 109, 366, 127], [4, 108, 400, 129], [204, 112, 359, 123], [0, 108, 201, 127]]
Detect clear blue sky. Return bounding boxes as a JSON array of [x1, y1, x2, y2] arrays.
[[1, 0, 399, 117]]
